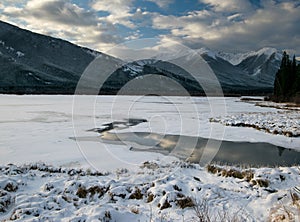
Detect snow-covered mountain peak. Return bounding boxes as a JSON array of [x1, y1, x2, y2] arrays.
[[196, 47, 216, 59], [216, 51, 247, 65], [216, 47, 280, 65], [122, 59, 158, 76], [153, 47, 217, 61], [255, 47, 277, 57]]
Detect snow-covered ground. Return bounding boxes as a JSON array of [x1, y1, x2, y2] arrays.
[[0, 95, 300, 221], [210, 111, 300, 137], [0, 162, 299, 221], [210, 99, 300, 137]]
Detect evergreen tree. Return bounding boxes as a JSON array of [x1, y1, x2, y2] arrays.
[[274, 51, 288, 98], [291, 55, 297, 94], [273, 52, 300, 102]]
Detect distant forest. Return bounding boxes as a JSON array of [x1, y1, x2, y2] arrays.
[[272, 52, 300, 103]]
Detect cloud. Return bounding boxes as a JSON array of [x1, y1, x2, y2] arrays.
[[146, 0, 173, 8], [90, 0, 136, 28], [3, 0, 98, 27], [0, 0, 127, 51], [91, 0, 134, 14], [199, 0, 253, 13], [0, 0, 299, 55], [0, 0, 153, 51], [153, 10, 213, 30], [152, 1, 300, 53], [227, 13, 242, 21]]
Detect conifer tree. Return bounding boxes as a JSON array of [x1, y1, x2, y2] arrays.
[[274, 52, 300, 102]]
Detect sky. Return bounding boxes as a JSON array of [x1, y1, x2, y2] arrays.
[[0, 0, 299, 57]]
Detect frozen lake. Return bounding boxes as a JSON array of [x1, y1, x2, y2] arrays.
[[97, 132, 300, 167], [0, 95, 299, 170]]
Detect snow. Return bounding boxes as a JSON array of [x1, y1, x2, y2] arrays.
[[16, 51, 24, 57], [196, 47, 216, 59], [256, 100, 300, 111], [122, 60, 159, 76], [6, 46, 14, 52], [123, 64, 143, 75], [211, 111, 300, 137], [0, 162, 299, 221], [217, 47, 280, 65], [152, 47, 195, 61], [0, 40, 25, 58], [252, 68, 262, 76], [255, 47, 277, 57], [0, 95, 300, 221], [85, 49, 103, 58], [151, 47, 216, 62], [135, 59, 155, 66], [0, 95, 299, 171], [216, 51, 248, 65]]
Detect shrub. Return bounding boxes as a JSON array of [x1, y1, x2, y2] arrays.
[[129, 187, 143, 200], [147, 193, 154, 203], [130, 207, 139, 214], [159, 199, 171, 210], [76, 187, 87, 198], [256, 179, 269, 187], [176, 196, 195, 209]]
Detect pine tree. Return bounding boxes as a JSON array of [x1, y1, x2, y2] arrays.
[[274, 52, 300, 103], [291, 55, 297, 94], [274, 51, 288, 99], [295, 64, 300, 103]]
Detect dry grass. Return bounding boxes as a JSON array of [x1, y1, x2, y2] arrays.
[[130, 206, 139, 214], [206, 164, 271, 188], [269, 188, 300, 222], [192, 198, 244, 222], [158, 199, 172, 210], [0, 190, 12, 213], [129, 187, 143, 200], [76, 185, 107, 199], [176, 196, 195, 209], [255, 179, 270, 188], [147, 193, 154, 203], [206, 165, 254, 181]]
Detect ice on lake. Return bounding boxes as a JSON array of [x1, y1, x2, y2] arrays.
[[0, 95, 299, 171]]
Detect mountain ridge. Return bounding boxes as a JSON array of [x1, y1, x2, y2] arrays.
[[0, 20, 281, 95], [216, 47, 281, 66]]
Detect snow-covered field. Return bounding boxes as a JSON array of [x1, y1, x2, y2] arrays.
[[210, 99, 300, 137], [210, 111, 300, 137], [0, 95, 300, 221], [1, 162, 300, 221]]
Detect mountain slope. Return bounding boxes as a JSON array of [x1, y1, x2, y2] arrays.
[[0, 20, 104, 94], [216, 48, 282, 66], [236, 48, 281, 85], [0, 20, 281, 95], [108, 48, 280, 95]]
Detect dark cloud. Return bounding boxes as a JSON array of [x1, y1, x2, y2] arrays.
[[0, 0, 299, 54], [0, 0, 124, 50], [153, 1, 300, 53]]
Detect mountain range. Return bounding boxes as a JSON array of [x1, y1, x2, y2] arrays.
[[0, 20, 282, 95]]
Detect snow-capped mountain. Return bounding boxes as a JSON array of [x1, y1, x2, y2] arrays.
[[0, 20, 282, 95], [216, 48, 281, 66], [109, 47, 281, 94]]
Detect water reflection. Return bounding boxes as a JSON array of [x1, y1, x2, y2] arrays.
[[99, 132, 300, 167]]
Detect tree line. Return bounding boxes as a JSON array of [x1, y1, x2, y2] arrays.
[[273, 51, 300, 103]]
